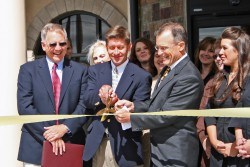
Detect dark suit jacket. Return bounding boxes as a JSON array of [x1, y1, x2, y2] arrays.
[[82, 61, 152, 167], [17, 57, 88, 165], [131, 56, 204, 167]]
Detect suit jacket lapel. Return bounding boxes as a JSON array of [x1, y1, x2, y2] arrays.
[[151, 56, 190, 102], [60, 59, 73, 106], [115, 62, 133, 99], [37, 57, 54, 108], [100, 62, 112, 86], [152, 65, 169, 93], [151, 70, 174, 101]]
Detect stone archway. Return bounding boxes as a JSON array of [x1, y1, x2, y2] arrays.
[[26, 0, 127, 50]]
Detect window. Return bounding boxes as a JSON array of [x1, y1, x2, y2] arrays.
[[187, 0, 250, 60], [33, 11, 110, 64]]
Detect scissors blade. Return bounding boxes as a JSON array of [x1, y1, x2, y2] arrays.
[[100, 114, 108, 122], [96, 108, 106, 116], [109, 108, 116, 113], [98, 87, 114, 122]]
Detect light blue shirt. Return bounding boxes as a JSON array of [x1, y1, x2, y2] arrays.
[[111, 59, 129, 91], [46, 56, 64, 83]]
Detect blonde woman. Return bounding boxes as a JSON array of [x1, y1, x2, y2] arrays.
[[87, 40, 110, 65]]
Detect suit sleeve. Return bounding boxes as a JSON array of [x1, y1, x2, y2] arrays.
[[83, 66, 106, 113], [17, 64, 51, 141], [131, 74, 203, 130], [63, 66, 89, 134], [17, 64, 38, 115], [129, 72, 151, 115], [132, 73, 152, 103]]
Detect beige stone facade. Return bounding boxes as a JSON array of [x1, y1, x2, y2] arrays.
[[25, 0, 187, 53], [25, 0, 128, 51], [139, 0, 186, 43], [0, 1, 187, 166]]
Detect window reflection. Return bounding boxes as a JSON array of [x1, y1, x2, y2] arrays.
[[81, 15, 96, 53], [34, 12, 110, 65]]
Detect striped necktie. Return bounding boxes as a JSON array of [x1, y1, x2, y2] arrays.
[[52, 63, 61, 124], [156, 66, 171, 89], [160, 66, 171, 82], [112, 67, 119, 91]]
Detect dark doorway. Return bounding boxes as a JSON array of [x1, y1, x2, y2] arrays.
[[187, 0, 250, 60]]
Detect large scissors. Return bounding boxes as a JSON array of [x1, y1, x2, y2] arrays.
[[96, 88, 116, 122]]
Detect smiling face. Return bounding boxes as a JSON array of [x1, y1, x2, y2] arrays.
[[106, 38, 131, 66], [198, 44, 214, 65], [219, 38, 239, 68], [154, 52, 166, 75], [41, 30, 67, 63], [135, 42, 151, 64], [155, 30, 184, 67]]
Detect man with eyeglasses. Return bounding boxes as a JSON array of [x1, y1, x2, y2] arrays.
[[17, 23, 88, 166], [115, 22, 204, 166], [82, 25, 152, 167]]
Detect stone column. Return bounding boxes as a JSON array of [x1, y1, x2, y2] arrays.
[[0, 0, 26, 166], [127, 0, 131, 38]]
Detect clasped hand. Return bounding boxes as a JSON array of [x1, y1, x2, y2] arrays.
[[51, 138, 65, 155], [98, 87, 134, 123], [214, 140, 238, 157], [99, 85, 118, 106], [114, 99, 134, 123], [236, 138, 250, 159], [43, 124, 69, 155]]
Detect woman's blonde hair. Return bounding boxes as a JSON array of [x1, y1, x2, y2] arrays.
[[87, 40, 107, 65]]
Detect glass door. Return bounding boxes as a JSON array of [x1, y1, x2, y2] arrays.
[[188, 14, 250, 60], [187, 0, 250, 60]]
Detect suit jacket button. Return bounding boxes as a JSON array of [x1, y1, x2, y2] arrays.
[[107, 119, 110, 122]]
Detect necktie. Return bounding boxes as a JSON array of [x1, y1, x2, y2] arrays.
[[160, 66, 171, 81], [112, 67, 119, 91], [155, 66, 171, 89], [52, 63, 61, 124], [114, 67, 118, 78]]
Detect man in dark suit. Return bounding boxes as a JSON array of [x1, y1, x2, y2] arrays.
[[115, 22, 204, 166], [82, 25, 152, 167], [17, 23, 88, 166]]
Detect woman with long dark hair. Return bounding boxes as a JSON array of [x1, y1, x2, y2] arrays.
[[205, 27, 250, 167], [130, 38, 157, 77], [194, 37, 217, 85]]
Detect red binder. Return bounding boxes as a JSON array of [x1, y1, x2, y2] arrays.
[[42, 141, 84, 167]]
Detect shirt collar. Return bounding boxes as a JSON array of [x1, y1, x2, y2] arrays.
[[170, 53, 188, 70], [46, 56, 64, 70], [111, 59, 129, 73]]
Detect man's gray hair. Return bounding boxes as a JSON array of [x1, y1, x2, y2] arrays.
[[156, 22, 187, 45], [41, 23, 67, 41]]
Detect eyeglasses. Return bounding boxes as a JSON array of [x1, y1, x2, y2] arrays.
[[49, 42, 67, 48], [213, 54, 222, 59], [155, 45, 170, 52]]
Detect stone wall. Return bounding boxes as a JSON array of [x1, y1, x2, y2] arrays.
[[139, 0, 185, 43], [26, 0, 128, 50]]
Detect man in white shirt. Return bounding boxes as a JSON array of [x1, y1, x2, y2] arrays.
[[17, 23, 88, 166], [115, 22, 204, 167], [82, 25, 152, 167]]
